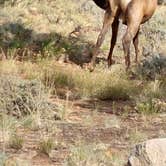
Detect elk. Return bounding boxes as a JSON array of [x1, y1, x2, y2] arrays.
[[90, 0, 157, 71]]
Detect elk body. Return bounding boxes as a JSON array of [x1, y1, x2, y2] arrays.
[[90, 0, 157, 70]]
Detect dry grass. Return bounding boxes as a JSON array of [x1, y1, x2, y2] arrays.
[[0, 60, 137, 101], [38, 138, 55, 156], [65, 142, 125, 166]]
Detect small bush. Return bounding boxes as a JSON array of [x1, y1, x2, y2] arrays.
[[0, 75, 56, 118], [93, 79, 131, 100]]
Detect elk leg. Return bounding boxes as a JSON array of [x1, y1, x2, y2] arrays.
[[133, 29, 139, 63], [122, 23, 141, 70], [123, 1, 144, 70], [90, 9, 116, 71], [107, 19, 119, 67]]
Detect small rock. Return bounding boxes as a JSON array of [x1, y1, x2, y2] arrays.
[[128, 138, 166, 166]]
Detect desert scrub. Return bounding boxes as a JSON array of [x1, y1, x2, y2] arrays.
[[0, 74, 56, 118]]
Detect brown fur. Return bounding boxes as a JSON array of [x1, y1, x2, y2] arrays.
[[90, 0, 157, 70]]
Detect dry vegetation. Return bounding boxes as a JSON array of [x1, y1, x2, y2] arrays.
[[0, 0, 166, 165]]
